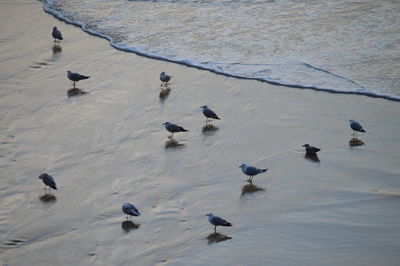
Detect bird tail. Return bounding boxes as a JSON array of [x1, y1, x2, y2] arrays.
[[60, 37, 63, 40], [183, 129, 189, 132], [226, 222, 232, 226], [262, 169, 268, 173], [216, 116, 221, 120], [360, 129, 366, 133], [82, 76, 90, 79]]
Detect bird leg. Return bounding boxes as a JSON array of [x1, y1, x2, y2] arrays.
[[247, 176, 253, 183], [168, 133, 174, 138], [214, 225, 216, 233]]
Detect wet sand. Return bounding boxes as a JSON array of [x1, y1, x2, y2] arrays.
[[1, 1, 400, 265]]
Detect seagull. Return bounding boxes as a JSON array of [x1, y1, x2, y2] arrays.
[[52, 26, 63, 42], [349, 120, 366, 137], [162, 122, 189, 138], [160, 72, 172, 85], [67, 71, 90, 88], [39, 173, 57, 191], [122, 202, 140, 220], [206, 213, 232, 233], [201, 106, 220, 123], [239, 163, 268, 182], [302, 144, 320, 155]]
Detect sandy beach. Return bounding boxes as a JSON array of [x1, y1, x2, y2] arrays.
[[1, 1, 400, 265]]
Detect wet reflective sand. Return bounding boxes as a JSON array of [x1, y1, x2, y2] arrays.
[[1, 1, 400, 266]]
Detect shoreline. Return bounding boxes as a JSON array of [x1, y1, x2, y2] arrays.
[[41, 1, 400, 102]]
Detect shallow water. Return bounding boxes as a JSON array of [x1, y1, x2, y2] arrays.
[[1, 1, 400, 265], [42, 0, 400, 100]]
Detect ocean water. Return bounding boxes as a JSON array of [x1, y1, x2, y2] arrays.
[[42, 0, 400, 100]]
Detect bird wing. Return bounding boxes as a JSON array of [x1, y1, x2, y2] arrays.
[[211, 216, 231, 226], [245, 166, 262, 175]]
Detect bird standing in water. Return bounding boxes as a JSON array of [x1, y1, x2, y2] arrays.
[[52, 26, 63, 42], [160, 72, 172, 86], [206, 213, 232, 233], [201, 105, 220, 123], [67, 71, 90, 88], [349, 120, 366, 137]]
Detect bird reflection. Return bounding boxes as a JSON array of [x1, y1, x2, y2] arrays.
[[52, 45, 62, 54], [241, 183, 265, 195], [202, 124, 218, 135], [349, 138, 365, 147], [67, 88, 88, 97], [159, 87, 171, 102], [207, 232, 232, 245], [39, 193, 57, 203], [165, 138, 185, 149], [304, 153, 320, 163], [121, 221, 140, 232]]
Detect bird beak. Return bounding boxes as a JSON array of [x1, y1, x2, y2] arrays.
[[302, 145, 305, 147], [239, 166, 242, 168]]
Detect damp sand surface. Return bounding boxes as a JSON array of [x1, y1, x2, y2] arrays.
[[1, 1, 400, 265]]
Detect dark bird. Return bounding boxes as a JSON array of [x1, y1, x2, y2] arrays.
[[160, 72, 172, 85], [349, 120, 366, 137], [302, 144, 320, 155], [39, 173, 57, 190], [67, 71, 90, 88], [206, 213, 232, 233], [122, 202, 140, 220], [201, 105, 220, 123], [239, 163, 268, 182], [52, 26, 63, 42], [162, 122, 189, 138]]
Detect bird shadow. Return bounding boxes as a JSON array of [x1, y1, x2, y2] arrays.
[[207, 232, 232, 245], [304, 153, 320, 163], [67, 88, 88, 97], [39, 193, 57, 203], [349, 138, 365, 147], [165, 138, 185, 149], [241, 183, 266, 196], [159, 87, 171, 102], [52, 44, 62, 54], [121, 221, 140, 232], [202, 124, 219, 135]]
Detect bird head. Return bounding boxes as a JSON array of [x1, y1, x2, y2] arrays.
[[200, 105, 208, 109], [53, 26, 57, 30], [38, 173, 47, 180], [162, 122, 170, 126], [302, 144, 310, 147], [349, 119, 355, 123], [239, 163, 246, 169], [206, 213, 213, 217]]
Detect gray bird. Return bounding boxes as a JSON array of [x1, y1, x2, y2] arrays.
[[201, 105, 220, 123], [206, 213, 232, 233], [67, 71, 90, 88], [162, 122, 189, 138], [52, 26, 63, 42], [160, 72, 172, 85], [349, 120, 366, 137], [122, 202, 140, 220], [239, 163, 268, 182], [39, 173, 57, 190], [302, 144, 320, 155]]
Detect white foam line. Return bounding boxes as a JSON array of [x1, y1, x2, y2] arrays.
[[41, 1, 400, 102]]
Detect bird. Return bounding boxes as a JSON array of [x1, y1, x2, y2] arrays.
[[201, 106, 220, 123], [122, 202, 140, 220], [39, 173, 57, 191], [67, 71, 90, 88], [239, 163, 268, 182], [160, 72, 172, 85], [206, 213, 232, 233], [302, 144, 320, 155], [162, 122, 189, 138], [349, 120, 366, 137], [52, 26, 63, 42]]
